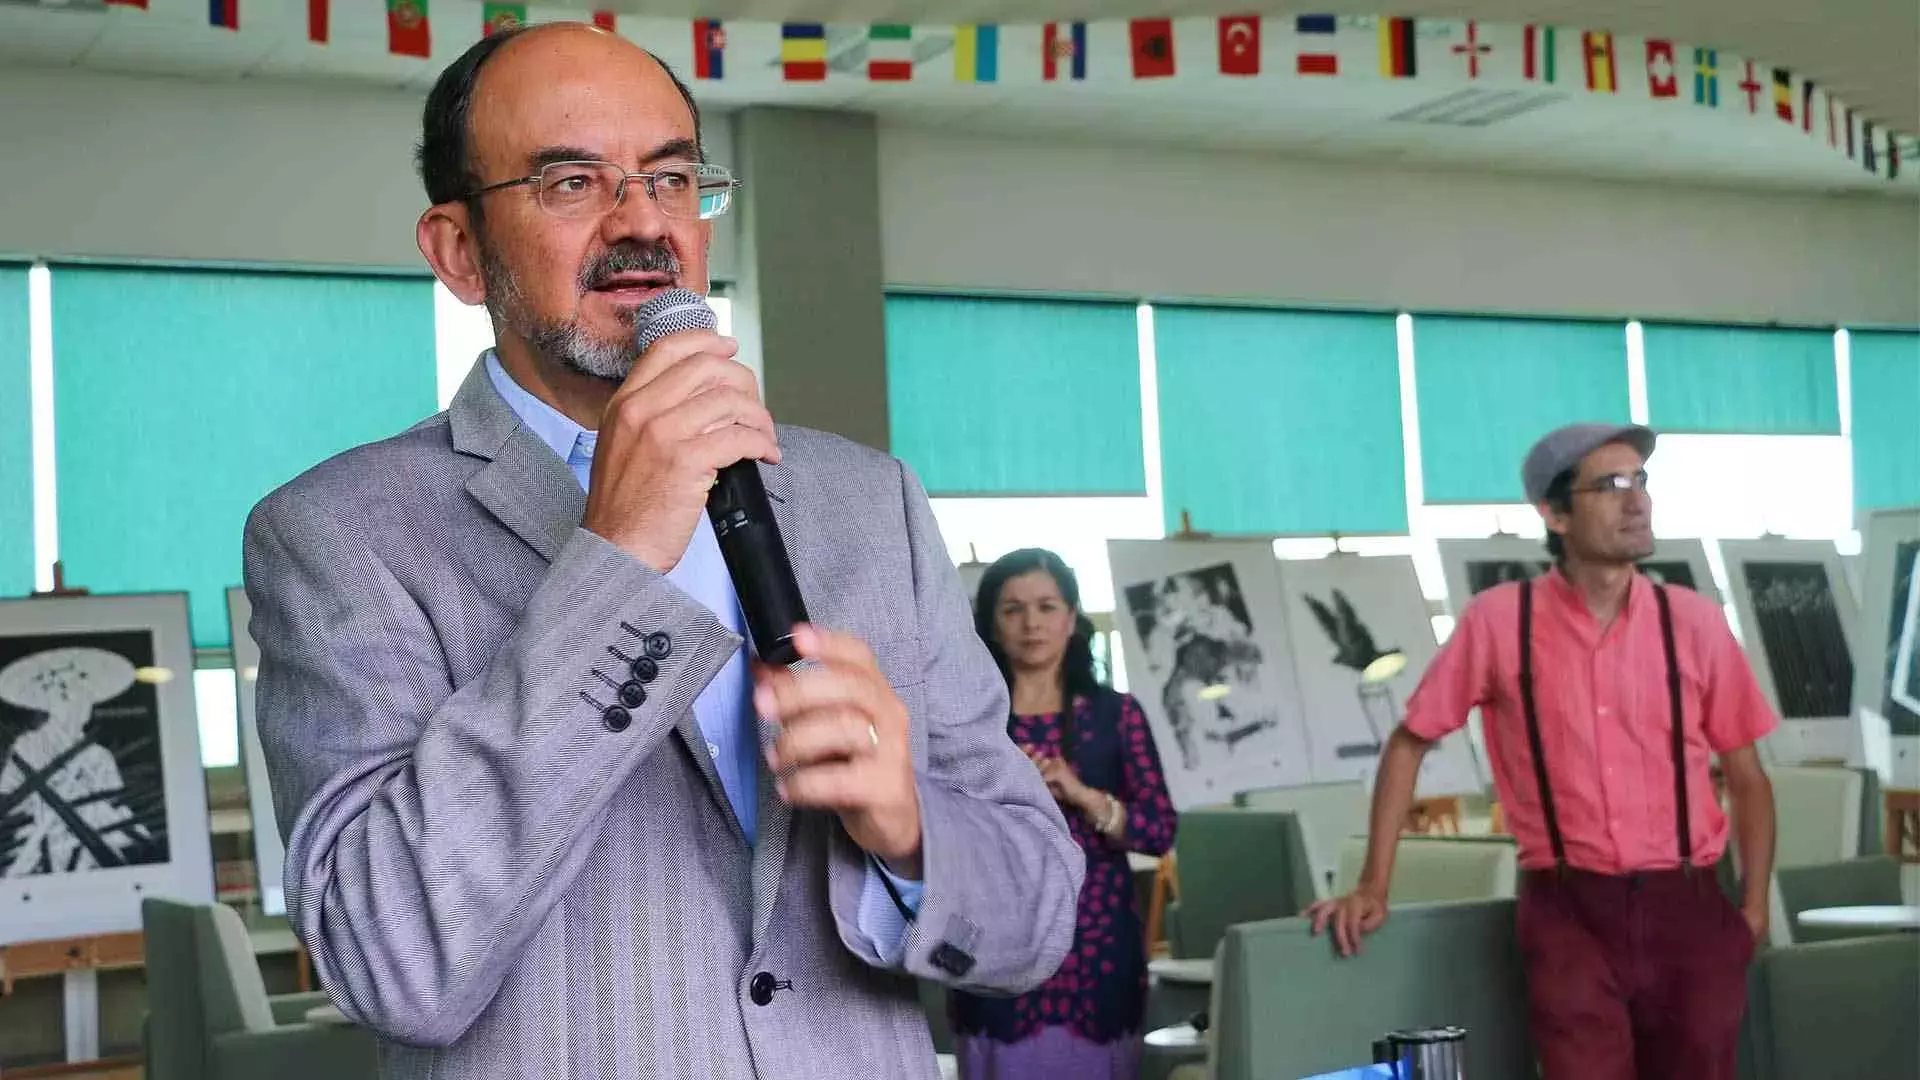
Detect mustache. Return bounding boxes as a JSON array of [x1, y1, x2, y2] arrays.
[[579, 242, 681, 290]]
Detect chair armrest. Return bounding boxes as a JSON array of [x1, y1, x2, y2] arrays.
[[211, 1024, 379, 1080], [268, 991, 335, 1026]]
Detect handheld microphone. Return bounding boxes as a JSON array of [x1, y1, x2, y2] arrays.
[[633, 289, 810, 665]]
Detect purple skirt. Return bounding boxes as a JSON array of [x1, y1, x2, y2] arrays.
[[955, 1026, 1144, 1080]]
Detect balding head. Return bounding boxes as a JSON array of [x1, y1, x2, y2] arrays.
[[416, 22, 702, 208]]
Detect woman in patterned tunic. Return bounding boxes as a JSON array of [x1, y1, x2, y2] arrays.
[[950, 548, 1178, 1080]]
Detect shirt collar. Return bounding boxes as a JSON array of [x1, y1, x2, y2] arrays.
[[1542, 561, 1649, 622], [484, 350, 597, 464]]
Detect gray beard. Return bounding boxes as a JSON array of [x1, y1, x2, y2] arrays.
[[481, 250, 640, 382]]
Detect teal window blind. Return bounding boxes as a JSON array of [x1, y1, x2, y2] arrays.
[[0, 266, 31, 598], [885, 294, 1145, 496], [1154, 306, 1406, 535], [1643, 323, 1839, 434], [1849, 329, 1920, 512], [1414, 315, 1630, 504], [52, 266, 437, 647]]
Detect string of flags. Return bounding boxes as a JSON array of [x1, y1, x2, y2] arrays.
[[49, 2, 1920, 181]]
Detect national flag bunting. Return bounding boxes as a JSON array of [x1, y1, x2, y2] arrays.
[[1378, 17, 1415, 78], [1582, 31, 1615, 93], [1844, 108, 1856, 158], [1863, 120, 1878, 172], [306, 0, 327, 41], [482, 2, 523, 37], [591, 10, 614, 31], [954, 24, 998, 83], [1043, 22, 1086, 81], [1738, 60, 1763, 113], [1890, 138, 1901, 180], [1218, 15, 1260, 76], [869, 24, 914, 81], [1296, 14, 1338, 76], [1450, 22, 1490, 79], [1523, 25, 1555, 83], [1692, 48, 1717, 106], [104, 0, 147, 8], [694, 19, 726, 80], [387, 0, 429, 58], [1130, 18, 1175, 78], [1827, 96, 1840, 147], [209, 0, 237, 30], [1772, 69, 1793, 122], [779, 23, 824, 81], [1645, 39, 1677, 98], [1800, 80, 1815, 132]]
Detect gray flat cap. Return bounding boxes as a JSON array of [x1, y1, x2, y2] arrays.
[[1522, 423, 1656, 504]]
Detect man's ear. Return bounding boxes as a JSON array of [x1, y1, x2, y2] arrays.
[[418, 203, 487, 306]]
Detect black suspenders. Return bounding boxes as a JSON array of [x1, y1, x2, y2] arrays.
[[1517, 577, 1690, 873]]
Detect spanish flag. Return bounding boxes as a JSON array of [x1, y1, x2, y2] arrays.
[[1582, 30, 1615, 93], [1378, 17, 1415, 78], [781, 23, 826, 81], [954, 24, 998, 83]]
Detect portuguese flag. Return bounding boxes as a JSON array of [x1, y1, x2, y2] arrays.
[[388, 0, 430, 58], [482, 2, 524, 37]]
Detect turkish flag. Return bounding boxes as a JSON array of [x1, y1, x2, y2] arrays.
[[1646, 39, 1678, 99], [1131, 17, 1175, 78], [1218, 16, 1260, 76]]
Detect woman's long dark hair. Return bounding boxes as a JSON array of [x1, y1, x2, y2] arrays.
[[973, 549, 1105, 744]]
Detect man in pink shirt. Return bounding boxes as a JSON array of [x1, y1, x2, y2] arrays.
[[1309, 423, 1778, 1080]]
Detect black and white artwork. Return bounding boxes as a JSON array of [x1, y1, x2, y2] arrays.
[[0, 594, 212, 944], [0, 633, 168, 877], [228, 587, 287, 916], [1637, 561, 1700, 590], [1884, 540, 1919, 737], [1465, 558, 1550, 597], [1440, 537, 1716, 613], [1721, 541, 1859, 763], [1108, 540, 1310, 808], [1277, 556, 1484, 795]]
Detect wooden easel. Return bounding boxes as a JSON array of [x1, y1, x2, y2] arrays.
[[1170, 509, 1212, 541], [1145, 853, 1179, 959]]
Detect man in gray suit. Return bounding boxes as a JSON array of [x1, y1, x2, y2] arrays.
[[243, 22, 1081, 1079]]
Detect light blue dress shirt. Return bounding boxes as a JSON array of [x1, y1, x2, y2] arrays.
[[483, 353, 920, 958]]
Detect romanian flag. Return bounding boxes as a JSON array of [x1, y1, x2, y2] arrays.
[[954, 24, 998, 83], [591, 10, 614, 31], [388, 0, 429, 58], [1773, 69, 1794, 122], [307, 0, 327, 42], [1523, 25, 1555, 83], [208, 0, 236, 30], [693, 19, 724, 80], [1582, 31, 1615, 93], [1378, 17, 1415, 78], [482, 2, 523, 37], [1692, 48, 1717, 107], [1130, 18, 1175, 79], [1043, 22, 1086, 81], [869, 24, 914, 81], [781, 23, 826, 81]]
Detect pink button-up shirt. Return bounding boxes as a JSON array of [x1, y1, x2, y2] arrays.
[[1405, 569, 1777, 874]]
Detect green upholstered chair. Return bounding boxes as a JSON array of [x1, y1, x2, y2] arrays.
[[142, 898, 377, 1080], [1232, 781, 1371, 901], [1749, 935, 1919, 1080], [1211, 900, 1535, 1080], [1766, 765, 1864, 869], [1772, 855, 1904, 943], [1167, 807, 1317, 961], [1333, 834, 1518, 903]]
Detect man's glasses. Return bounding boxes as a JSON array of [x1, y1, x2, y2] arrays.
[[1570, 470, 1650, 497], [462, 161, 739, 221]]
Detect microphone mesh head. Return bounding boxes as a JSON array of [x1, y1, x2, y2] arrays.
[[633, 288, 719, 352]]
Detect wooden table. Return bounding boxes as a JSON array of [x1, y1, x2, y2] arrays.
[[1886, 789, 1920, 863]]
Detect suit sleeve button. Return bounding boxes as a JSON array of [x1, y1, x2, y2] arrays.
[[602, 706, 633, 732], [617, 681, 647, 709], [630, 657, 659, 683], [644, 632, 672, 660]]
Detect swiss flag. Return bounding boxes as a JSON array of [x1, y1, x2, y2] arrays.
[[1646, 39, 1678, 99], [1218, 16, 1260, 76], [1131, 18, 1175, 78]]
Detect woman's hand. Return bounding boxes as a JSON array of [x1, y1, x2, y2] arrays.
[[1027, 749, 1098, 814]]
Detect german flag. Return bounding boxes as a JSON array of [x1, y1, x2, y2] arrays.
[[1582, 31, 1615, 93], [1378, 17, 1415, 78]]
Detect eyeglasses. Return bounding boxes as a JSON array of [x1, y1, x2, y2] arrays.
[[1571, 469, 1651, 497], [462, 161, 739, 221]]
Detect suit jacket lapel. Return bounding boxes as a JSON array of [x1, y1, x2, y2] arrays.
[[449, 361, 583, 562]]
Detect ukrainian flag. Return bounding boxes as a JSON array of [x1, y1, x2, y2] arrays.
[[953, 23, 998, 83]]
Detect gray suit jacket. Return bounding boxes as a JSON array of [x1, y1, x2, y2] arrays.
[[242, 361, 1083, 1079]]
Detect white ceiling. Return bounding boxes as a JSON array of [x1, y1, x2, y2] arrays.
[[0, 0, 1912, 199]]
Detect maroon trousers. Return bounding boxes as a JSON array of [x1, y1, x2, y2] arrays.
[[1517, 868, 1755, 1080]]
